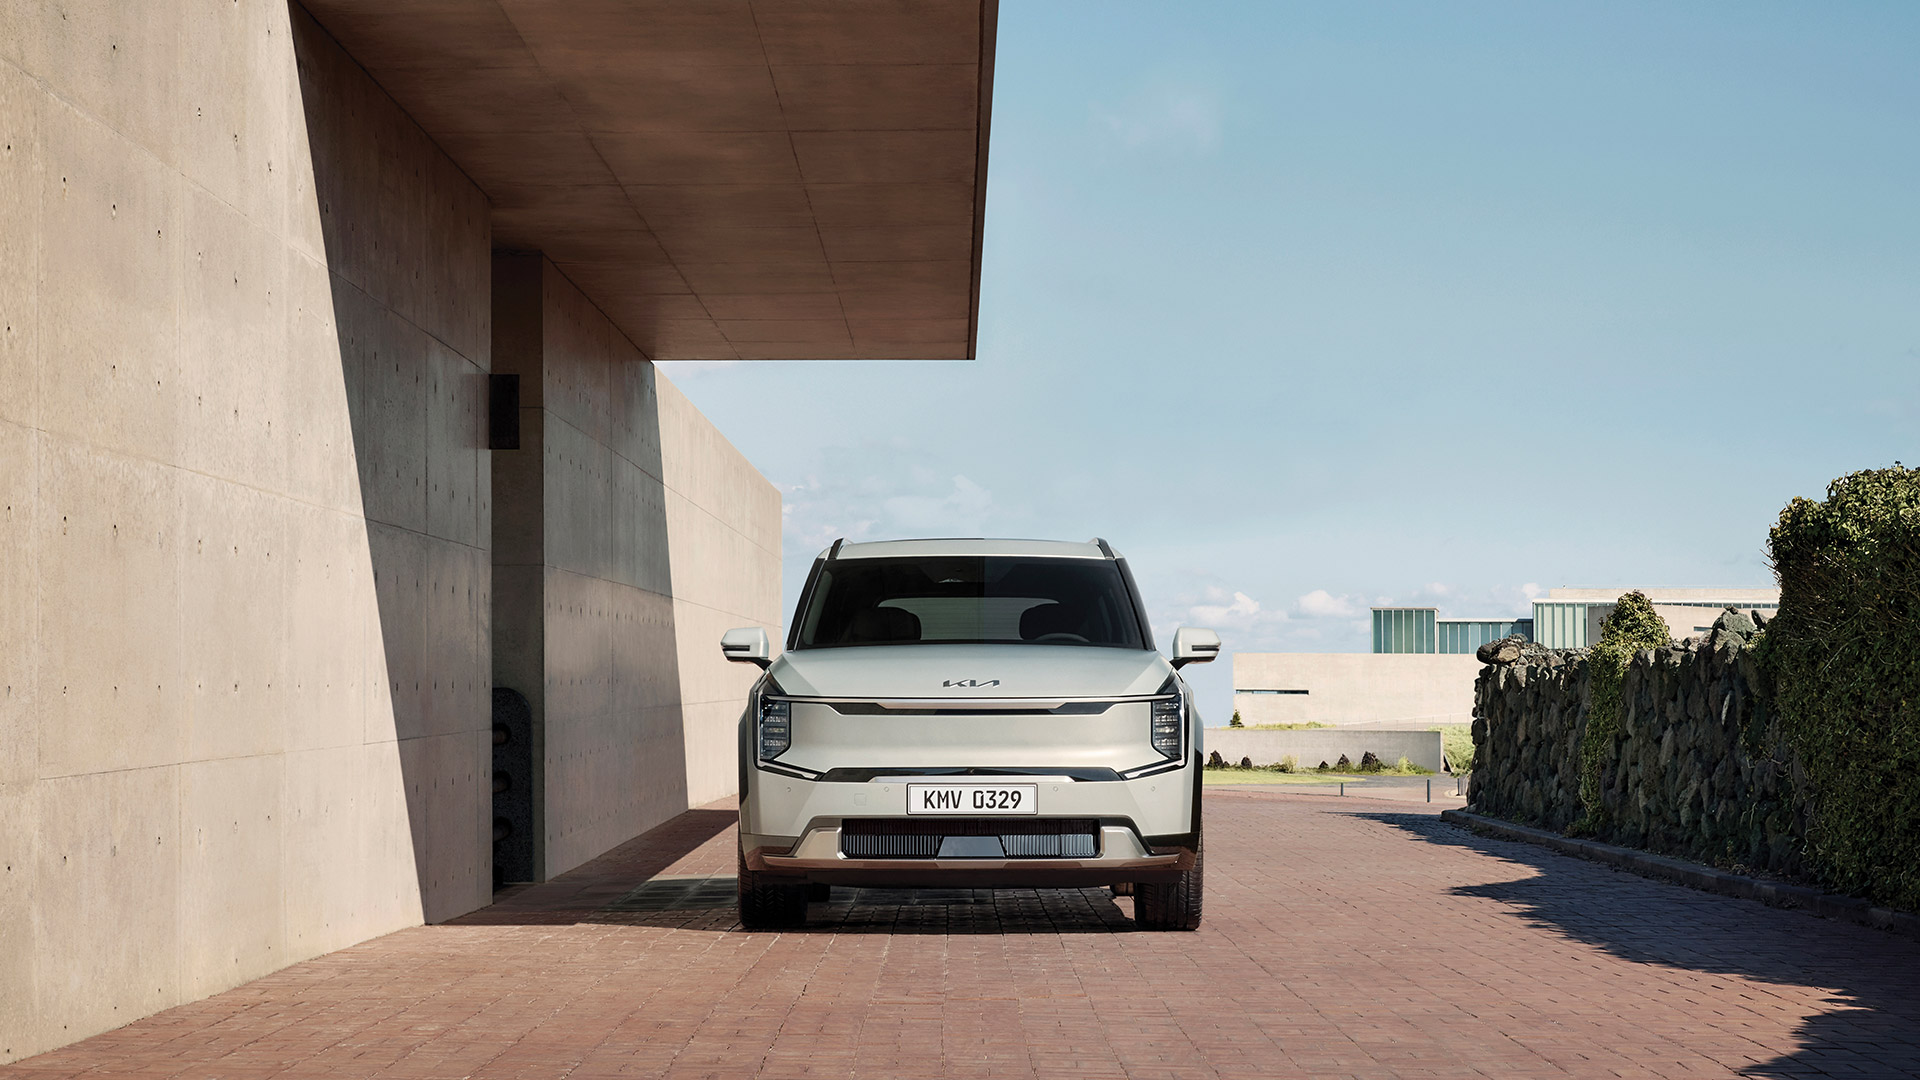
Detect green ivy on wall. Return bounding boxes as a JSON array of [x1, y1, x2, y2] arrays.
[[1577, 591, 1671, 831]]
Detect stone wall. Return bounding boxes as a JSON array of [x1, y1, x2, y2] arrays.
[[1469, 616, 1806, 875]]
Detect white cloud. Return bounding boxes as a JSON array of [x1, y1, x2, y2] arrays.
[[883, 475, 992, 531], [779, 449, 996, 561], [1187, 587, 1286, 630], [1295, 589, 1363, 618], [1094, 85, 1221, 152], [1522, 582, 1543, 600]]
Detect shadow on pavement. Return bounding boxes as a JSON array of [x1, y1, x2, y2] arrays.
[[449, 809, 739, 926], [452, 806, 1140, 935], [1355, 810, 1920, 1080], [590, 882, 1138, 934]]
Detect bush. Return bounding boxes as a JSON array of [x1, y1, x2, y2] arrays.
[[1229, 710, 1244, 728], [1433, 725, 1475, 773], [1578, 591, 1671, 828], [1764, 465, 1920, 909]]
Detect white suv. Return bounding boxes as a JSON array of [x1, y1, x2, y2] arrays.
[[720, 538, 1219, 930]]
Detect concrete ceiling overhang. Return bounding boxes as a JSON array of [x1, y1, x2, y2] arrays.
[[301, 0, 996, 361]]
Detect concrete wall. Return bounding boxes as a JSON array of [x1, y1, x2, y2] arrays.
[[0, 5, 490, 1062], [492, 256, 779, 881], [1205, 729, 1446, 775], [1232, 653, 1482, 727]]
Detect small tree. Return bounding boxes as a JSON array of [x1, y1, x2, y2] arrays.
[[1577, 591, 1671, 829], [1228, 710, 1244, 728]]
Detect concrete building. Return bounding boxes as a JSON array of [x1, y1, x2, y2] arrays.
[[1233, 653, 1482, 728], [1232, 585, 1778, 730], [0, 1, 996, 1063]]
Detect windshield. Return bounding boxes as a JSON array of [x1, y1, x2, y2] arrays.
[[794, 556, 1147, 650]]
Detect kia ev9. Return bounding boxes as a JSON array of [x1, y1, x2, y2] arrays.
[[720, 538, 1219, 930]]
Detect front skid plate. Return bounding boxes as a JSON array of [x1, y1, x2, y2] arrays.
[[745, 844, 1199, 888]]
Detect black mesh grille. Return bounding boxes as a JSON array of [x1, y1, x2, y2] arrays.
[[841, 833, 942, 858], [839, 818, 1100, 859], [1000, 833, 1098, 858]]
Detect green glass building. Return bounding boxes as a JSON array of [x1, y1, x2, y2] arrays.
[[1372, 608, 1532, 654]]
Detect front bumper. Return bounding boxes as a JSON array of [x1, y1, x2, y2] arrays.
[[745, 823, 1194, 887], [741, 767, 1198, 887]]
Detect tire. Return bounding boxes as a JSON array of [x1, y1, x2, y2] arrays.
[[1133, 832, 1203, 931], [737, 843, 809, 929]]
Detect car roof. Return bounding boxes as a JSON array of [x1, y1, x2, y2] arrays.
[[825, 537, 1117, 561]]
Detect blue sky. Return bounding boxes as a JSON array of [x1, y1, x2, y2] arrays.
[[662, 1, 1920, 723]]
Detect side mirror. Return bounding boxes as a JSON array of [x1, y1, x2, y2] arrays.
[[1170, 627, 1221, 669], [720, 627, 771, 669]]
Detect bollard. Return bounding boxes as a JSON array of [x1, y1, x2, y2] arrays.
[[1426, 778, 1431, 803], [1339, 782, 1344, 797]]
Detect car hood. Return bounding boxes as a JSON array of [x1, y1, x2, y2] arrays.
[[767, 644, 1173, 700]]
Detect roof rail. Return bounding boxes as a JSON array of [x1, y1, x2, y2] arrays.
[[1091, 537, 1116, 559], [826, 538, 844, 561]]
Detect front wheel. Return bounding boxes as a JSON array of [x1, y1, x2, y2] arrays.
[[1133, 833, 1203, 931], [737, 843, 808, 929]]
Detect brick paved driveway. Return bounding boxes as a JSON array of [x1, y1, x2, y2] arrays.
[[9, 791, 1920, 1079]]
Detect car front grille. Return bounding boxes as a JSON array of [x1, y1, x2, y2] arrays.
[[839, 818, 1100, 859]]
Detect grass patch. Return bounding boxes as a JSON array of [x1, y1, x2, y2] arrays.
[[1431, 725, 1474, 773], [1237, 721, 1337, 730]]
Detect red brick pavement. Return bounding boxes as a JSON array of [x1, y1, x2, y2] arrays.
[[8, 791, 1920, 1079]]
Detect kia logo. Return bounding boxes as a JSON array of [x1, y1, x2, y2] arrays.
[[942, 679, 1000, 688]]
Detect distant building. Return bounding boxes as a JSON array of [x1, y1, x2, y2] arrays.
[[1529, 587, 1780, 649], [1371, 608, 1534, 655], [1231, 584, 1780, 729], [1234, 652, 1481, 729]]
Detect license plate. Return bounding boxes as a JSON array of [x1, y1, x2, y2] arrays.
[[906, 783, 1038, 815]]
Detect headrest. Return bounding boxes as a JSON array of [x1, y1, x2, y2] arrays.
[[845, 606, 921, 644], [1020, 603, 1079, 641]]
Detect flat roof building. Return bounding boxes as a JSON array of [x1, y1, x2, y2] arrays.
[[1235, 583, 1781, 730], [1371, 608, 1533, 655], [1530, 586, 1780, 649]]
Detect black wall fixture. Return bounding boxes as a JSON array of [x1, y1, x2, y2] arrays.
[[489, 373, 521, 450]]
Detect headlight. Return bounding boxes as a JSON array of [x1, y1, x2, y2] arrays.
[[1150, 691, 1183, 759], [758, 695, 791, 761]]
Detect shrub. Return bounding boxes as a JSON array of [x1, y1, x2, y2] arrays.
[[1578, 591, 1671, 828], [1764, 465, 1920, 909], [1433, 725, 1475, 773], [1275, 755, 1297, 774], [1229, 710, 1244, 728]]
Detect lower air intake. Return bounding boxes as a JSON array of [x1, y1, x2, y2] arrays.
[[840, 833, 941, 858], [1001, 832, 1097, 858], [839, 818, 1100, 859]]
